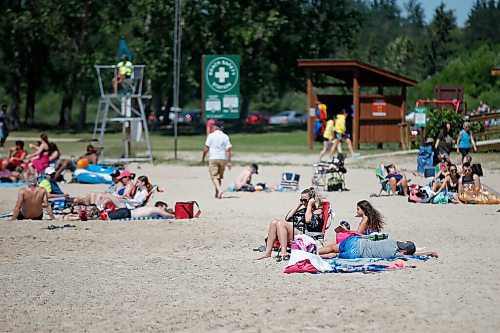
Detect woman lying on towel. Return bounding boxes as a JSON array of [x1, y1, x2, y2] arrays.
[[458, 163, 500, 204], [257, 187, 323, 262]]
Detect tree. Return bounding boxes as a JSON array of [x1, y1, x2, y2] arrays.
[[465, 0, 500, 47], [425, 3, 457, 76], [384, 36, 414, 75]]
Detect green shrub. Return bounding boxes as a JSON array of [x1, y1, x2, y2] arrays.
[[426, 108, 464, 139]]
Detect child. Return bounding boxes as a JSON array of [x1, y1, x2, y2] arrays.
[[355, 200, 385, 235]]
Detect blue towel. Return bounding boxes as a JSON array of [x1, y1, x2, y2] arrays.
[[0, 182, 26, 187]]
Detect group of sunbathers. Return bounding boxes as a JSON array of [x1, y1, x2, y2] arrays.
[[381, 153, 499, 204], [2, 131, 177, 221], [257, 192, 439, 261]]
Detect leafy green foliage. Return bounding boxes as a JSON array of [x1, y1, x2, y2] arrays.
[[426, 108, 464, 140], [0, 0, 498, 128]]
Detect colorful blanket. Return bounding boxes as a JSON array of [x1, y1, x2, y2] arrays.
[[284, 250, 431, 274]]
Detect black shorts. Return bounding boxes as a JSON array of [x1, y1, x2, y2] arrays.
[[108, 208, 131, 220], [17, 212, 43, 220]]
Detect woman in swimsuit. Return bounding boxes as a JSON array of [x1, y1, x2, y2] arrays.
[[257, 188, 323, 262], [355, 200, 385, 235], [26, 133, 50, 175], [431, 161, 450, 193]]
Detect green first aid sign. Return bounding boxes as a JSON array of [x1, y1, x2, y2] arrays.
[[203, 55, 240, 119], [414, 106, 427, 128]]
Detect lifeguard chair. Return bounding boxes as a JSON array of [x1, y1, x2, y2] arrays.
[[93, 64, 153, 163]]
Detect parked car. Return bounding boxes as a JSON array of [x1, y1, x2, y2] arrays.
[[168, 110, 202, 125], [245, 111, 271, 125], [269, 111, 307, 125]]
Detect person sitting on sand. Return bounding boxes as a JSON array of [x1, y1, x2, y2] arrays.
[[1, 140, 27, 171], [442, 164, 461, 204], [380, 163, 409, 196], [355, 200, 385, 235], [98, 175, 152, 210], [54, 144, 100, 180], [257, 188, 324, 262], [106, 201, 174, 220], [73, 169, 123, 206], [319, 236, 438, 259], [431, 160, 450, 193], [25, 133, 50, 176], [38, 167, 67, 199], [11, 177, 55, 220], [459, 162, 481, 192], [235, 163, 259, 192]]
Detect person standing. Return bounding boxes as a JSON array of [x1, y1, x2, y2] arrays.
[[435, 122, 454, 156], [0, 104, 10, 149], [201, 121, 232, 199], [318, 116, 335, 162], [456, 122, 477, 158], [330, 109, 356, 157]]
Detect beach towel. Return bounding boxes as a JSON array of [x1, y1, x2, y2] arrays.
[[284, 249, 331, 273], [0, 182, 26, 187], [107, 216, 175, 222], [284, 255, 431, 274]]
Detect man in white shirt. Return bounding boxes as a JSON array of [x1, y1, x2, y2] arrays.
[[201, 121, 232, 199]]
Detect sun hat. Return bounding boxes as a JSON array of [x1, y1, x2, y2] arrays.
[[425, 137, 435, 144], [116, 170, 132, 180], [397, 241, 416, 255]]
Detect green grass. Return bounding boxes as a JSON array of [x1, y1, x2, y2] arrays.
[[7, 129, 414, 161]]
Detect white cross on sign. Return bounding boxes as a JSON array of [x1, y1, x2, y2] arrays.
[[214, 67, 229, 83]]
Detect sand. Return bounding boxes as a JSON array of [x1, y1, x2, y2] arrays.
[[1, 153, 499, 332]]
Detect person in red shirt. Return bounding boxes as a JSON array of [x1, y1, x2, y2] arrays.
[[1, 140, 27, 170]]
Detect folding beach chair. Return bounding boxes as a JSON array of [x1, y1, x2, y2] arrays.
[[312, 153, 347, 191], [373, 166, 409, 197], [271, 200, 334, 252], [304, 200, 334, 245], [374, 166, 390, 197]]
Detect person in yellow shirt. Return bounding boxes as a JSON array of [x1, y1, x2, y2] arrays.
[[318, 118, 334, 161], [112, 54, 133, 94], [330, 109, 356, 157]]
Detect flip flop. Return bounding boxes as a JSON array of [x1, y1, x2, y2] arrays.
[[276, 255, 283, 262], [283, 254, 291, 261], [252, 245, 266, 252]]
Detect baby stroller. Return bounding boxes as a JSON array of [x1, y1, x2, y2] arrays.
[[312, 153, 347, 191]]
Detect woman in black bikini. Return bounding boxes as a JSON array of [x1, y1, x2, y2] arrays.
[[257, 188, 323, 262]]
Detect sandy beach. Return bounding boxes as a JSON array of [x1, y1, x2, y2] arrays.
[[1, 153, 499, 332]]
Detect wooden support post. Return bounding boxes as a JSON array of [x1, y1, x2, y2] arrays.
[[307, 70, 314, 149], [352, 69, 360, 149], [401, 86, 407, 150]]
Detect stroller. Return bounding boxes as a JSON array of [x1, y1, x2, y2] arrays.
[[312, 153, 347, 191]]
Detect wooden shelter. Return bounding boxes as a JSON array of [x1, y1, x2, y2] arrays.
[[297, 59, 417, 149]]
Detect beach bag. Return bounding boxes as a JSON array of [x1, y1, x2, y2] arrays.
[[327, 177, 344, 191], [175, 201, 201, 219]]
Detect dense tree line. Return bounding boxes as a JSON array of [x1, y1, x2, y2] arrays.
[[0, 0, 498, 129]]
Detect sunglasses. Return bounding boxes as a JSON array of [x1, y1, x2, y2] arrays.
[[300, 198, 309, 203], [450, 169, 457, 172]]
